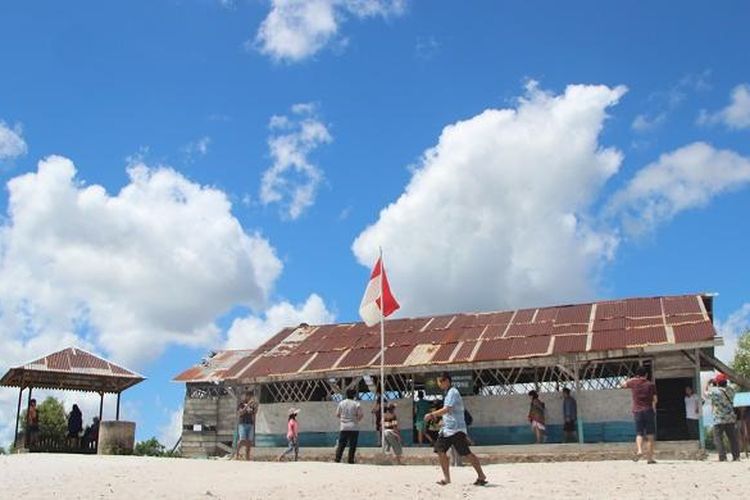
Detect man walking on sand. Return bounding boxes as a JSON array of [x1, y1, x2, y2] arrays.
[[621, 367, 658, 464], [335, 388, 363, 464], [425, 372, 487, 487]]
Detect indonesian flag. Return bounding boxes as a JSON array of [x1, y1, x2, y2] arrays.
[[359, 256, 400, 327]]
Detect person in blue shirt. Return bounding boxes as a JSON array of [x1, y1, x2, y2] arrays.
[[424, 372, 487, 486]]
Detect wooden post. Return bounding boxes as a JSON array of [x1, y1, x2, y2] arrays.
[[25, 387, 33, 448], [13, 386, 23, 450], [574, 361, 584, 444], [694, 348, 705, 449], [96, 392, 104, 450], [116, 392, 121, 421]]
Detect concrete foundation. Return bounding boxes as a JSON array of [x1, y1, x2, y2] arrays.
[[98, 421, 136, 455]]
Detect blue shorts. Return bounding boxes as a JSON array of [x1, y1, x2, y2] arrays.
[[238, 423, 253, 441]]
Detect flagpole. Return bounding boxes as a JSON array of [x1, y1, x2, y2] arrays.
[[379, 247, 386, 454]]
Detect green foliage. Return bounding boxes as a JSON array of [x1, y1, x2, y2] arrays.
[[731, 330, 750, 380], [134, 437, 166, 456], [37, 397, 68, 441]]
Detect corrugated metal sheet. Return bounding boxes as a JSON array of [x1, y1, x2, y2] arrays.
[[663, 296, 702, 315], [555, 304, 591, 325], [174, 294, 719, 382], [552, 335, 588, 354], [673, 322, 715, 343], [174, 349, 255, 382]]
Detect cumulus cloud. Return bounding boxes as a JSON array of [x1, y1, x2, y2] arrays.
[[0, 121, 27, 161], [715, 303, 750, 364], [260, 103, 332, 219], [159, 407, 184, 450], [631, 112, 666, 133], [607, 142, 750, 236], [698, 83, 750, 130], [254, 0, 406, 62], [353, 82, 627, 315], [226, 293, 335, 348], [0, 155, 283, 367]]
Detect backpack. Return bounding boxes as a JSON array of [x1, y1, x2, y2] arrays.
[[464, 409, 473, 426]]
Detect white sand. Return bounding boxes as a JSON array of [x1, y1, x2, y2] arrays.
[[1, 454, 748, 499]]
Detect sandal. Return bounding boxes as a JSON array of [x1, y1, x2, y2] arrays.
[[632, 452, 643, 462], [436, 480, 450, 486], [474, 478, 488, 486]]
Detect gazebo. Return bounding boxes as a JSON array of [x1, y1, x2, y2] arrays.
[[1, 347, 145, 451]]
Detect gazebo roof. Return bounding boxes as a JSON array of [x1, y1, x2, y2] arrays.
[[0, 347, 145, 394]]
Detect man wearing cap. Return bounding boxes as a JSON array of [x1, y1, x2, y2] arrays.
[[705, 373, 740, 461], [425, 372, 487, 486]]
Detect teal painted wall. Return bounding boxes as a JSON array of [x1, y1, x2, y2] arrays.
[[256, 423, 633, 447]]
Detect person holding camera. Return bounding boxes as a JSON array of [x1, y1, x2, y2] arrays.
[[705, 373, 740, 462]]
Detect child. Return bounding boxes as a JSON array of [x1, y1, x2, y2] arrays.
[[528, 390, 546, 444], [278, 408, 300, 461]]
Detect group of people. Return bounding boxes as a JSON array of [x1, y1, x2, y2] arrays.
[[621, 367, 748, 464], [333, 373, 488, 486], [24, 399, 99, 450]]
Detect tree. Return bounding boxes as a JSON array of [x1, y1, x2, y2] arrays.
[[134, 437, 166, 457], [20, 396, 68, 443], [732, 330, 750, 380]]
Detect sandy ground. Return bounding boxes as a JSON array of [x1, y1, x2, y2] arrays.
[[1, 454, 749, 500]]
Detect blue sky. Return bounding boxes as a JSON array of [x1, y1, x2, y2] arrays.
[[1, 1, 749, 446]]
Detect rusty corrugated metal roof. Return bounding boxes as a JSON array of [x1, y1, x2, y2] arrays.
[[174, 294, 720, 383], [1, 347, 144, 393], [173, 349, 254, 382]]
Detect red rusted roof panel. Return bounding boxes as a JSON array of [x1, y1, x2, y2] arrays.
[[595, 301, 627, 320], [431, 343, 458, 363], [508, 336, 551, 357], [663, 296, 702, 315], [481, 324, 507, 339], [555, 304, 592, 325], [505, 322, 553, 337], [626, 298, 663, 317], [673, 322, 716, 343], [337, 348, 380, 369], [535, 307, 559, 323], [667, 313, 706, 326], [303, 351, 344, 372], [625, 327, 668, 347], [552, 335, 588, 354], [453, 341, 478, 362], [384, 345, 415, 365], [513, 309, 536, 323], [593, 317, 626, 331], [590, 331, 628, 351], [627, 317, 664, 329], [552, 324, 587, 335]]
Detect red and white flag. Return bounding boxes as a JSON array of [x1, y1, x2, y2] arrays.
[[359, 256, 400, 327]]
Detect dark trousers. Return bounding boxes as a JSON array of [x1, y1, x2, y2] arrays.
[[335, 430, 359, 464], [686, 419, 699, 440], [714, 423, 740, 461]]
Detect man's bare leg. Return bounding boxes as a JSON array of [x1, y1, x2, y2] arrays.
[[635, 435, 644, 455], [464, 453, 487, 482], [437, 451, 451, 484], [645, 435, 655, 462]]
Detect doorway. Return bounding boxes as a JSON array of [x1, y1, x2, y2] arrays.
[[655, 377, 692, 441]]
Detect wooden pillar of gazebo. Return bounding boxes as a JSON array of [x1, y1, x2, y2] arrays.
[[116, 392, 121, 420], [13, 386, 23, 449]]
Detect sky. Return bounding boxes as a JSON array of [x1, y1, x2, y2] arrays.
[[1, 0, 749, 448]]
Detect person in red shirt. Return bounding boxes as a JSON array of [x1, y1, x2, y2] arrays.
[[621, 366, 658, 464]]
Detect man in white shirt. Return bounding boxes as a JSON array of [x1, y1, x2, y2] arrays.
[[335, 388, 364, 463], [684, 386, 700, 441], [425, 372, 487, 486]]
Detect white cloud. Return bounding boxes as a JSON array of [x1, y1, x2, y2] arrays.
[[0, 121, 27, 161], [715, 303, 750, 364], [260, 103, 332, 219], [159, 407, 183, 450], [352, 82, 626, 315], [226, 293, 335, 348], [0, 155, 283, 367], [698, 83, 750, 130], [182, 136, 211, 161], [254, 0, 406, 62], [607, 142, 750, 236], [631, 112, 667, 133]]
